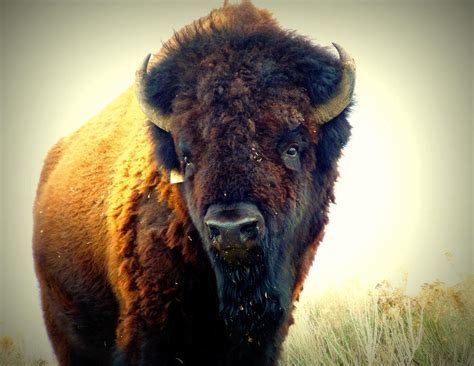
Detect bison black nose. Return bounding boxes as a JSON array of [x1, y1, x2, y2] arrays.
[[204, 203, 264, 252]]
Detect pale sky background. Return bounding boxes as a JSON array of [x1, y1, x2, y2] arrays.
[[1, 0, 472, 363]]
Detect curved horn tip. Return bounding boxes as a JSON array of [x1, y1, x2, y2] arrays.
[[139, 53, 152, 74], [331, 42, 354, 65]]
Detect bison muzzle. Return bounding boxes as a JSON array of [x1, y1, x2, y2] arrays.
[[33, 1, 355, 365]]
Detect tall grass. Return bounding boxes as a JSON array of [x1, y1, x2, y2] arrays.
[[281, 276, 474, 365]]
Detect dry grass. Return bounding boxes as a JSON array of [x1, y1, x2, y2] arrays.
[[281, 275, 474, 365]]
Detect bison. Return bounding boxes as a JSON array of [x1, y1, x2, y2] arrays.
[[33, 1, 355, 365]]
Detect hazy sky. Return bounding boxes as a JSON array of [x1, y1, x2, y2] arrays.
[[1, 0, 472, 363]]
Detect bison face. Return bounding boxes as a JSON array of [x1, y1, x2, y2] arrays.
[[161, 94, 320, 341], [137, 26, 354, 341]]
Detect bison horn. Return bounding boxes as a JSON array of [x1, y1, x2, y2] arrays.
[[135, 54, 184, 184], [313, 43, 356, 124], [135, 53, 173, 132]]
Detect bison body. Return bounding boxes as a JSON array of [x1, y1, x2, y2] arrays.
[[33, 2, 354, 365]]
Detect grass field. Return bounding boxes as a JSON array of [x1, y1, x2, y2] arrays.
[[1, 277, 473, 365]]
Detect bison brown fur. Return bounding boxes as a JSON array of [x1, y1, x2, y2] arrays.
[[33, 1, 354, 365]]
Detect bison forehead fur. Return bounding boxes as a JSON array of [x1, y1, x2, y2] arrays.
[[33, 1, 354, 365]]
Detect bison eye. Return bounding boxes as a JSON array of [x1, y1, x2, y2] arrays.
[[282, 143, 302, 172], [183, 155, 192, 166], [285, 146, 299, 158], [182, 154, 196, 178]]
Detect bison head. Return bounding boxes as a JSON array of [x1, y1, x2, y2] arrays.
[[135, 1, 354, 346]]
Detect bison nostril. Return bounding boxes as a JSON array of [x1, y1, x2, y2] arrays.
[[240, 221, 259, 241], [208, 224, 221, 240]]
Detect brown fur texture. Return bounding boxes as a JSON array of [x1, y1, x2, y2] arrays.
[[33, 2, 353, 365]]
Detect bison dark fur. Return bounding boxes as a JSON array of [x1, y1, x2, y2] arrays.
[[33, 2, 354, 365]]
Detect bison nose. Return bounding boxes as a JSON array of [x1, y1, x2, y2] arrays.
[[206, 218, 259, 249], [204, 203, 264, 252]]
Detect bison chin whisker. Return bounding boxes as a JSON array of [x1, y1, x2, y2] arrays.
[[205, 242, 290, 345]]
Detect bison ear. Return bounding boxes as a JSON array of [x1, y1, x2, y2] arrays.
[[148, 123, 181, 172], [314, 111, 352, 174]]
